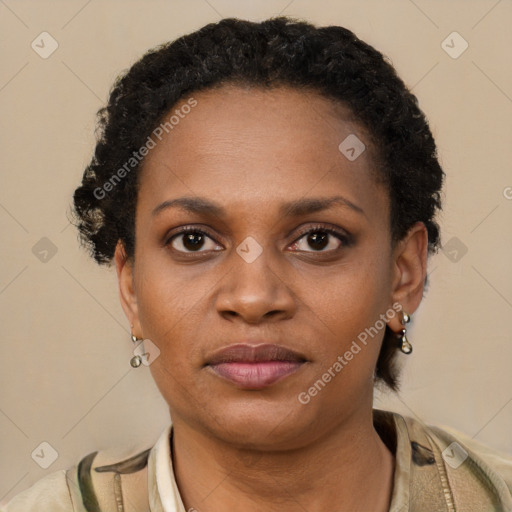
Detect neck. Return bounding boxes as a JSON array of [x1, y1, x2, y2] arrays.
[[171, 408, 395, 512]]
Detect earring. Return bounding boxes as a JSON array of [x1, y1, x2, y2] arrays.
[[398, 311, 412, 354], [130, 333, 143, 368]]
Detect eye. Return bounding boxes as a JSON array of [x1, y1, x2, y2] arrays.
[[165, 224, 351, 255], [289, 225, 351, 253], [166, 227, 222, 253]]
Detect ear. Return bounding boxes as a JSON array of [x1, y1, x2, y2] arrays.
[[114, 240, 142, 337], [388, 222, 428, 333]]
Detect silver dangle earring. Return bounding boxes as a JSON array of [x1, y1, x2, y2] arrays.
[[398, 312, 412, 354], [130, 333, 143, 368]]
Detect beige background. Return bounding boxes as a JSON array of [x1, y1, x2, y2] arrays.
[[1, 0, 511, 502]]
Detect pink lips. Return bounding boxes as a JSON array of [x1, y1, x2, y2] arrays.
[[206, 343, 306, 390]]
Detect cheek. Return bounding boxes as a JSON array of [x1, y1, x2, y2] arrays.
[[135, 241, 199, 322], [134, 255, 211, 367], [314, 244, 391, 327], [136, 268, 204, 405], [305, 246, 392, 376]]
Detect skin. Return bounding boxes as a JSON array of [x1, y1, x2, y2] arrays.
[[115, 84, 428, 512]]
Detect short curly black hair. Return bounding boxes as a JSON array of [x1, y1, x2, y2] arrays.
[[72, 16, 444, 391]]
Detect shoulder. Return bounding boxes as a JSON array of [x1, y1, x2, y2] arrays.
[[0, 433, 163, 512], [0, 470, 73, 511], [392, 410, 512, 509], [428, 422, 512, 494]]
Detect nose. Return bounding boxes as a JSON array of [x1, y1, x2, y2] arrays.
[[214, 245, 296, 325]]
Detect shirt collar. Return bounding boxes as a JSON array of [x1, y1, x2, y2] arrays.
[[148, 411, 410, 511], [386, 412, 411, 511], [148, 425, 186, 512]]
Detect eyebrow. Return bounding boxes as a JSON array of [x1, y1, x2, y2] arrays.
[[151, 195, 365, 218]]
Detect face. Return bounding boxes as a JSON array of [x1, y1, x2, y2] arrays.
[[116, 85, 426, 450]]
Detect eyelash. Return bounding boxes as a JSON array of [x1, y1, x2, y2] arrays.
[[165, 224, 352, 254]]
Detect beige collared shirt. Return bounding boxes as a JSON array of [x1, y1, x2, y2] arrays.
[[2, 410, 512, 511]]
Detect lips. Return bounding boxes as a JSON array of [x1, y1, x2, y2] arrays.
[[206, 343, 307, 390]]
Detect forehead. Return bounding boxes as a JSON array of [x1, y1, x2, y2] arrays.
[[137, 85, 387, 221]]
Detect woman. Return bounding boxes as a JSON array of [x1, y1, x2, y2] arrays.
[[3, 16, 511, 512]]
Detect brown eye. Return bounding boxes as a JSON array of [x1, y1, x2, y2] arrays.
[[289, 227, 349, 253], [167, 228, 222, 253], [305, 231, 329, 251]]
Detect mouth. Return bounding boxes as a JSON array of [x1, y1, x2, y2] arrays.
[[205, 343, 307, 390]]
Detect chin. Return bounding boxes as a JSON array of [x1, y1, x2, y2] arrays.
[[196, 396, 326, 451]]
